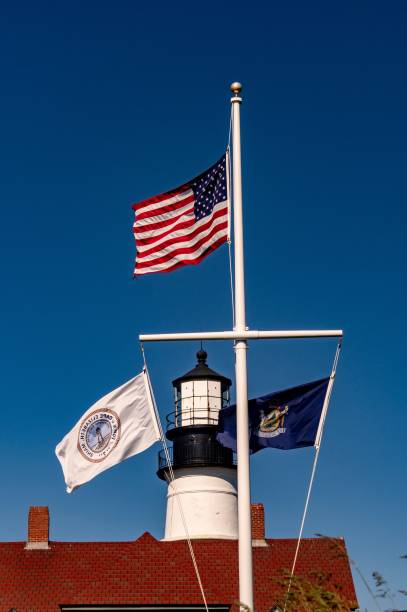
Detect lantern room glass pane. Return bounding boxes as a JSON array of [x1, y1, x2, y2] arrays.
[[193, 380, 208, 425], [208, 380, 221, 423], [181, 380, 194, 425], [193, 380, 208, 408]]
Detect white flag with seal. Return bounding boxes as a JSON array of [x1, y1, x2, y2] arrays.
[[55, 370, 160, 493]]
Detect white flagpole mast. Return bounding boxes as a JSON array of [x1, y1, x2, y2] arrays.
[[230, 81, 253, 612], [138, 84, 344, 612]]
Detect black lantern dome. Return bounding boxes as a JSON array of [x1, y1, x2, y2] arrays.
[[172, 349, 232, 389]]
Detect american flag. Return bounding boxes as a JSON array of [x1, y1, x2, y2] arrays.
[[132, 153, 229, 275]]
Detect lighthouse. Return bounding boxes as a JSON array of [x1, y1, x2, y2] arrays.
[[157, 349, 238, 540]]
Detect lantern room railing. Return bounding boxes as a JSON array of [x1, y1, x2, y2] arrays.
[[157, 445, 237, 477], [168, 396, 230, 431], [174, 391, 230, 411], [166, 407, 219, 430]]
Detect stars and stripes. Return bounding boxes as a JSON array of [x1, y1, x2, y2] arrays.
[[132, 153, 229, 275]]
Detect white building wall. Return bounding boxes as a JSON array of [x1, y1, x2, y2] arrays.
[[163, 466, 238, 540]]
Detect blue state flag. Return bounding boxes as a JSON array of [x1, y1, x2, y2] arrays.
[[216, 378, 330, 453]]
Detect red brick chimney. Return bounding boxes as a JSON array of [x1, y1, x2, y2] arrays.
[[251, 502, 267, 546], [26, 506, 49, 549]]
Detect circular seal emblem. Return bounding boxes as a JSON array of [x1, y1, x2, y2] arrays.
[[77, 409, 121, 463]]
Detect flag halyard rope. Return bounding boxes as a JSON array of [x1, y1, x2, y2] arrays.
[[228, 236, 236, 330], [140, 343, 210, 612], [283, 339, 343, 612], [227, 114, 236, 330]]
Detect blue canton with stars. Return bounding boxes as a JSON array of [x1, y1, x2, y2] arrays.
[[191, 154, 227, 220]]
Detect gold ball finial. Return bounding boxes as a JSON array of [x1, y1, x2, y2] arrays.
[[230, 81, 242, 95]]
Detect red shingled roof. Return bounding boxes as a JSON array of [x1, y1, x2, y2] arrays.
[[0, 532, 357, 611]]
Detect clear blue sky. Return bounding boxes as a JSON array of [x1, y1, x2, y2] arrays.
[[0, 1, 406, 609]]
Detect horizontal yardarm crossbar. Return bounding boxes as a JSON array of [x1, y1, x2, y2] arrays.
[[139, 329, 343, 342]]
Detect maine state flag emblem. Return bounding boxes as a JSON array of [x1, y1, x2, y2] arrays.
[[216, 378, 330, 453]]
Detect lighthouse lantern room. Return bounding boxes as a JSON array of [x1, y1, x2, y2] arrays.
[[172, 348, 230, 426], [158, 349, 238, 541]]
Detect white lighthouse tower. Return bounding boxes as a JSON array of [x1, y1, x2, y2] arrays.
[[157, 349, 238, 540]]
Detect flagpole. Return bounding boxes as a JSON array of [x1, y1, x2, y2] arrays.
[[230, 82, 253, 612]]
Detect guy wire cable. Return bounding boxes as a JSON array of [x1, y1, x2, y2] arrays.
[[283, 339, 342, 612], [140, 343, 210, 612]]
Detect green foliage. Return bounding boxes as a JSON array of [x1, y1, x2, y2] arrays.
[[372, 570, 392, 600], [268, 536, 406, 611], [272, 569, 352, 611], [371, 554, 407, 608]]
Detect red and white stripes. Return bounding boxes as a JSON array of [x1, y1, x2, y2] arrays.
[[133, 184, 229, 275]]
